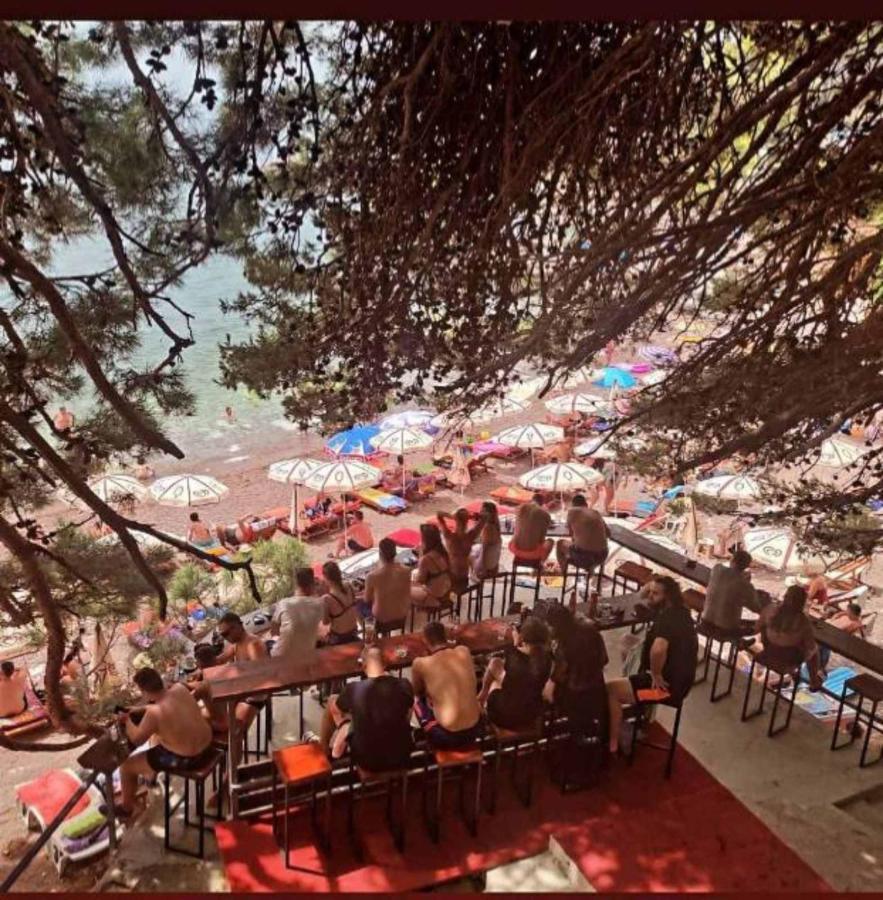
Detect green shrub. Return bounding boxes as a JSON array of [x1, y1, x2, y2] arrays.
[[167, 562, 214, 605], [248, 537, 310, 604]]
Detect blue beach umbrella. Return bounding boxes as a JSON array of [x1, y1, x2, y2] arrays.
[[593, 366, 638, 390], [325, 424, 384, 459]]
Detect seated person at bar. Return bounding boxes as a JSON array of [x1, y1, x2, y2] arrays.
[[271, 567, 324, 661], [470, 501, 502, 581], [437, 508, 483, 594], [412, 621, 485, 748], [508, 493, 554, 565], [363, 538, 412, 626], [410, 523, 452, 607], [215, 612, 269, 768], [319, 647, 414, 770], [606, 575, 698, 753], [0, 660, 27, 717], [752, 585, 823, 690], [555, 493, 609, 577], [116, 667, 213, 818], [701, 549, 764, 634], [188, 644, 229, 734], [818, 602, 866, 673], [478, 617, 552, 730], [333, 509, 374, 558], [545, 605, 609, 740], [321, 561, 360, 644]]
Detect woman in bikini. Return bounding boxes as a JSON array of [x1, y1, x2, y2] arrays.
[[321, 561, 360, 645], [410, 523, 452, 607]]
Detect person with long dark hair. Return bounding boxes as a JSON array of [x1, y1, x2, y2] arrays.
[[545, 605, 609, 740], [321, 560, 360, 645], [470, 500, 502, 580], [753, 584, 823, 690], [478, 616, 552, 730], [605, 575, 698, 753], [410, 522, 452, 606]]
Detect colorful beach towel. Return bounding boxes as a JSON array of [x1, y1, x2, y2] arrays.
[[356, 487, 407, 514]]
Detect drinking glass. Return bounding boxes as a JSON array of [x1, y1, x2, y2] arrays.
[[364, 616, 377, 645]]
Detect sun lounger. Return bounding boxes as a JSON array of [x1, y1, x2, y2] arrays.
[[0, 675, 50, 739], [355, 487, 408, 515], [49, 819, 124, 877], [489, 485, 535, 506], [15, 768, 100, 832]]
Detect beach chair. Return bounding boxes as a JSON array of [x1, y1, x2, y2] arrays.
[[489, 485, 535, 507], [15, 768, 101, 833], [355, 487, 408, 515], [1, 673, 51, 740]]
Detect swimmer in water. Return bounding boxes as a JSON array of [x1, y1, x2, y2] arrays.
[[54, 406, 75, 432], [223, 406, 236, 423]]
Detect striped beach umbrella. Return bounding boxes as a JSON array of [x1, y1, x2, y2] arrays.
[[149, 474, 229, 507]]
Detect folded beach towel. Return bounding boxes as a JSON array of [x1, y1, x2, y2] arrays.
[[60, 807, 106, 839], [60, 824, 109, 855]]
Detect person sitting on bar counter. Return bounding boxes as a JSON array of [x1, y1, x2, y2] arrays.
[[215, 612, 270, 769], [478, 616, 552, 730], [555, 492, 609, 579], [363, 538, 412, 628], [751, 584, 823, 691], [318, 646, 414, 771], [606, 575, 698, 754], [509, 493, 555, 565], [701, 549, 767, 635], [412, 621, 485, 748], [116, 667, 213, 819]]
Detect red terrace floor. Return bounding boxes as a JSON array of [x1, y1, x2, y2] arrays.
[[214, 724, 831, 893]]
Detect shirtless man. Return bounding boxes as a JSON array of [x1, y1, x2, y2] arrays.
[[437, 509, 483, 594], [186, 512, 216, 548], [53, 406, 75, 432], [116, 667, 212, 817], [215, 612, 269, 768], [187, 644, 229, 734], [411, 621, 485, 748], [555, 493, 609, 578], [363, 538, 412, 628], [509, 494, 554, 565]]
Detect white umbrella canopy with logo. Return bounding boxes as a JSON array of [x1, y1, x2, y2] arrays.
[[545, 393, 614, 417], [267, 457, 324, 534], [505, 375, 547, 403], [378, 410, 435, 431], [519, 462, 604, 501], [471, 397, 528, 423], [370, 427, 434, 496], [574, 438, 616, 459], [693, 474, 764, 504], [494, 422, 565, 467], [815, 436, 868, 469], [742, 527, 830, 574], [557, 366, 596, 389], [59, 473, 149, 508], [302, 460, 382, 547], [149, 474, 230, 507]]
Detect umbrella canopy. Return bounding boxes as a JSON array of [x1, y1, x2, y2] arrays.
[[378, 410, 435, 431], [592, 366, 638, 390], [88, 474, 148, 504], [505, 375, 547, 403], [150, 474, 229, 507], [545, 393, 614, 417], [816, 436, 868, 469], [428, 410, 474, 431], [693, 474, 764, 502], [493, 422, 564, 449], [559, 366, 596, 389], [267, 457, 324, 485], [96, 529, 174, 550], [519, 462, 604, 493], [742, 527, 829, 574], [639, 344, 678, 366], [370, 427, 433, 455], [574, 438, 616, 459], [326, 424, 384, 459], [302, 460, 381, 494], [268, 456, 324, 534], [470, 397, 528, 423]]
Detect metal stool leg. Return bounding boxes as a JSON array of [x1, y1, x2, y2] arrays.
[[860, 700, 879, 767], [830, 684, 850, 751]]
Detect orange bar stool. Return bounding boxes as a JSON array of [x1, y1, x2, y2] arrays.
[[271, 743, 333, 867], [422, 745, 483, 843]]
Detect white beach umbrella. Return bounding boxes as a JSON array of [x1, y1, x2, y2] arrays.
[[371, 427, 433, 496], [815, 436, 868, 469], [505, 375, 547, 403], [545, 393, 614, 417], [429, 410, 476, 432], [150, 474, 229, 507], [471, 397, 528, 423], [494, 422, 564, 466], [302, 460, 382, 546], [88, 474, 148, 505], [267, 457, 324, 534], [574, 438, 616, 459], [742, 527, 829, 574], [556, 366, 596, 389], [693, 474, 764, 504], [519, 461, 604, 494], [378, 410, 435, 430]]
